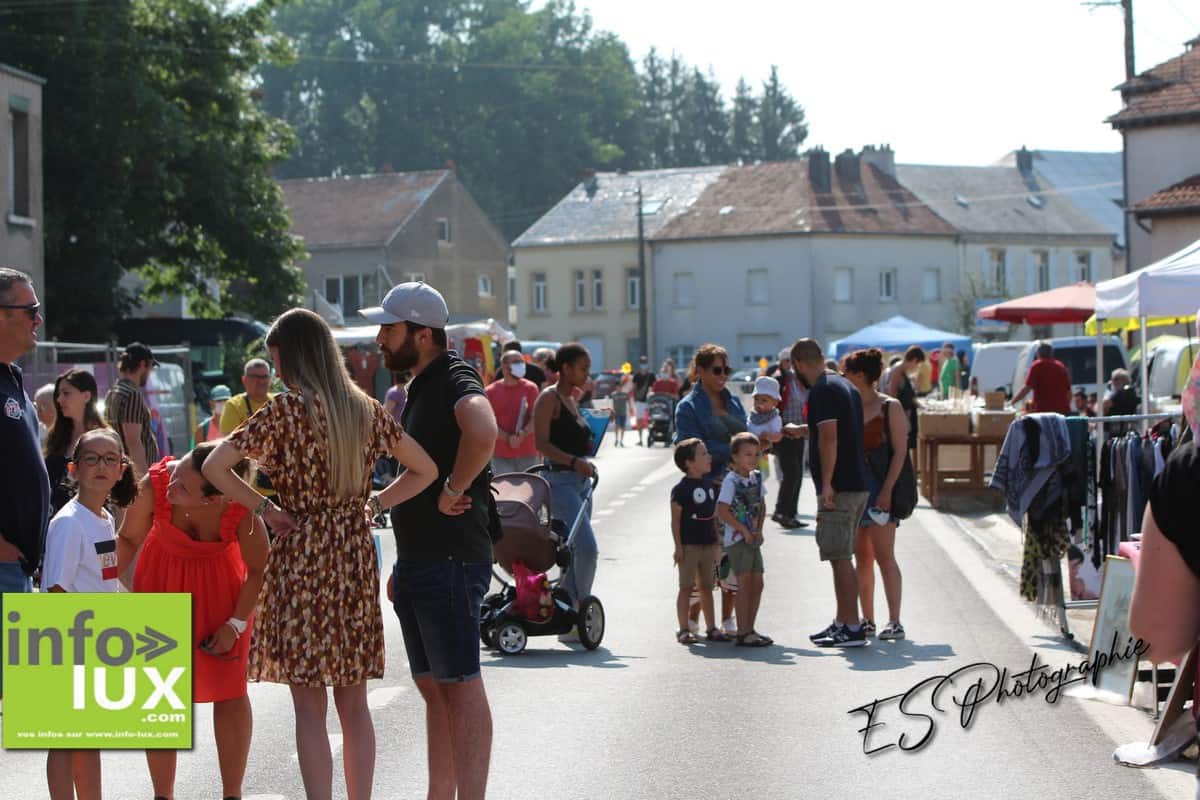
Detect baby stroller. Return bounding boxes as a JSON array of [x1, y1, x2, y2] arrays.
[[479, 467, 604, 655], [645, 393, 675, 446]]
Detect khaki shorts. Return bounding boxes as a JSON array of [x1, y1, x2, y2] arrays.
[[678, 544, 720, 590], [816, 491, 870, 561], [725, 540, 765, 576]]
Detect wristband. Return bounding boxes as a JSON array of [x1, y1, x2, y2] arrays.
[[443, 478, 464, 498], [254, 495, 273, 517], [225, 617, 247, 636], [368, 495, 384, 517]]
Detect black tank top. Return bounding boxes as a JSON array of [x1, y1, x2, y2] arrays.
[[551, 393, 593, 458]]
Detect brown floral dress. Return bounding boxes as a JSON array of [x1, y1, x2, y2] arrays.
[[227, 392, 404, 687]]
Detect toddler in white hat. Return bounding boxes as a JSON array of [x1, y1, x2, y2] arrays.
[[748, 376, 783, 447]]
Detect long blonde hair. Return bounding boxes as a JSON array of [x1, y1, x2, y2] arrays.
[[265, 309, 373, 500]]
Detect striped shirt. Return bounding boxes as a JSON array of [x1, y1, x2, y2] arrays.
[[781, 374, 807, 426], [104, 378, 158, 465]]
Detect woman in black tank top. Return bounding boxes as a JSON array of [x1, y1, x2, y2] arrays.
[[534, 343, 598, 616]]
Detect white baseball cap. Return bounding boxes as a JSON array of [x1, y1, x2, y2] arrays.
[[753, 376, 781, 401], [359, 281, 449, 327]]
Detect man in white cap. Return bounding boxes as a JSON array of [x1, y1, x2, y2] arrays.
[[360, 281, 497, 800]]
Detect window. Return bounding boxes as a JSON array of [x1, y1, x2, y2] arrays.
[[362, 271, 380, 305], [477, 274, 493, 298], [747, 269, 769, 305], [879, 269, 898, 302], [1034, 250, 1050, 292], [533, 273, 547, 313], [436, 218, 451, 243], [833, 268, 852, 303], [574, 270, 587, 310], [323, 275, 361, 315], [627, 338, 643, 365], [922, 269, 941, 302], [8, 104, 30, 218], [1076, 251, 1092, 283], [404, 272, 426, 283], [592, 269, 604, 309], [324, 277, 341, 307], [626, 268, 641, 310], [673, 272, 695, 307], [989, 248, 1007, 295]]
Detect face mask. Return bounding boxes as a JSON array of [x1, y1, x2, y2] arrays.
[[212, 401, 226, 417], [508, 361, 526, 379]]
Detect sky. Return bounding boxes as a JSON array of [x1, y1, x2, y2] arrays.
[[537, 0, 1197, 166]]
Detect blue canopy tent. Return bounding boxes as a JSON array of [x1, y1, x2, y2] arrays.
[[830, 316, 972, 359]]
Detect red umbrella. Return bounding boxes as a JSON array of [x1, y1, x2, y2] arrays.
[[976, 282, 1096, 325]]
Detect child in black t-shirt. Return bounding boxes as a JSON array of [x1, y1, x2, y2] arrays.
[[670, 438, 729, 644]]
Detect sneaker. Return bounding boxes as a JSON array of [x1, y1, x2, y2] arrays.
[[861, 618, 877, 637], [878, 621, 906, 640], [783, 516, 809, 529], [771, 512, 786, 526], [722, 617, 737, 635], [817, 624, 868, 648], [809, 620, 839, 643], [687, 618, 700, 636]]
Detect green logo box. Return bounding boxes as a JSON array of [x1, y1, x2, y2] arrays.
[[3, 593, 192, 750]]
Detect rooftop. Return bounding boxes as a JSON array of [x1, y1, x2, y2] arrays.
[[279, 171, 449, 248], [1132, 174, 1200, 217], [993, 149, 1125, 245], [1109, 35, 1200, 128]]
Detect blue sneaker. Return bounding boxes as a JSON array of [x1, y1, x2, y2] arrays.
[[817, 624, 868, 648], [810, 620, 838, 644]]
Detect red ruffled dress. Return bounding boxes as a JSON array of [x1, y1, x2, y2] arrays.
[[133, 458, 251, 703]]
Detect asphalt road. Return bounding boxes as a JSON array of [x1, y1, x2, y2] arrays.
[[2, 438, 1193, 799]]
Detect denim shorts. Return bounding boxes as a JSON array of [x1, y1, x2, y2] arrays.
[[0, 562, 33, 696], [391, 559, 491, 683]]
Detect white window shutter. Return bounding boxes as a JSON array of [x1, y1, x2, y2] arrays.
[[1004, 254, 1014, 297], [1025, 252, 1036, 295], [979, 250, 988, 287], [1049, 251, 1057, 288]]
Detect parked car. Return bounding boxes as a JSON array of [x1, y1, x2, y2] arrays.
[[729, 369, 758, 395], [969, 341, 1030, 397], [1011, 336, 1129, 401], [96, 362, 193, 456], [1132, 335, 1199, 401]]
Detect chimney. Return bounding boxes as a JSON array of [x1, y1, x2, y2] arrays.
[[582, 168, 599, 199], [859, 144, 895, 177], [1015, 146, 1033, 177], [808, 148, 831, 193], [834, 148, 860, 184]]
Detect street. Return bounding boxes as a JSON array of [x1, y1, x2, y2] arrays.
[[1, 438, 1193, 799]]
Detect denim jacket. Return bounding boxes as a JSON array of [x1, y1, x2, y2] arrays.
[[674, 384, 748, 477]]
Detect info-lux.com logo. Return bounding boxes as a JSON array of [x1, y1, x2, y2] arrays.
[[2, 593, 192, 750]]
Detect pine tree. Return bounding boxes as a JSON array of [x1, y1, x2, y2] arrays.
[[691, 68, 732, 164], [640, 48, 672, 168], [759, 65, 808, 161], [730, 78, 760, 164]]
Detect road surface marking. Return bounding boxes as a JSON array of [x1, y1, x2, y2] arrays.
[[594, 509, 615, 516], [638, 460, 678, 487], [367, 686, 406, 710], [609, 500, 626, 507]]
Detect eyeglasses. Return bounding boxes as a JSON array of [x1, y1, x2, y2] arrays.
[[245, 373, 271, 381], [76, 454, 122, 468], [0, 302, 40, 319], [708, 366, 732, 376]]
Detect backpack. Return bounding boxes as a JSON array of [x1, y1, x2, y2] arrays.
[[869, 399, 918, 520]]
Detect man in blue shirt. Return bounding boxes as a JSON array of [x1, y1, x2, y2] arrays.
[[0, 268, 51, 698], [788, 339, 870, 648]]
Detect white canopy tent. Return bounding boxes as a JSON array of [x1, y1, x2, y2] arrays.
[[1093, 236, 1200, 416]]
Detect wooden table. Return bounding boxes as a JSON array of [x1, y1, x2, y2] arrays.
[[918, 433, 1007, 508]]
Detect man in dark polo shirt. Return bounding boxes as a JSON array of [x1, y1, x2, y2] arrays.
[[0, 268, 51, 700], [788, 338, 870, 648], [361, 281, 498, 800]]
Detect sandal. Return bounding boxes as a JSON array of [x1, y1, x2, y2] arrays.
[[677, 629, 698, 645], [735, 631, 772, 647], [706, 628, 733, 642]]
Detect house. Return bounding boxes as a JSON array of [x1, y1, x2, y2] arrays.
[[994, 148, 1125, 274], [650, 149, 959, 366], [279, 169, 509, 326], [897, 156, 1116, 340], [1, 63, 44, 294], [1109, 34, 1200, 270], [511, 166, 726, 370]]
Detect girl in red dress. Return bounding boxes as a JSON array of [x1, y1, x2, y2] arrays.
[[117, 442, 268, 800]]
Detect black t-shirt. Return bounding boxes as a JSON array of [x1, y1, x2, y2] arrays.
[[1105, 386, 1140, 416], [390, 351, 493, 563], [806, 371, 867, 493], [633, 370, 654, 401], [0, 363, 50, 574], [671, 477, 718, 545], [1148, 440, 1200, 578]]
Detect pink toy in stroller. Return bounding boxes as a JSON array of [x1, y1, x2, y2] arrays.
[[480, 467, 605, 654]]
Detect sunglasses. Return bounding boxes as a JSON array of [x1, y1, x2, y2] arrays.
[[708, 366, 732, 376], [0, 302, 40, 319]]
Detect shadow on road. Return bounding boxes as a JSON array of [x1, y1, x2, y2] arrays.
[[680, 641, 821, 665], [480, 646, 643, 670], [835, 640, 958, 672]]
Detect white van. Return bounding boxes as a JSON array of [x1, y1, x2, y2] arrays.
[[969, 341, 1030, 397], [1139, 336, 1199, 402], [1011, 336, 1129, 401]]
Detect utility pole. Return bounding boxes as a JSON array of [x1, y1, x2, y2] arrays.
[[1083, 0, 1135, 80], [636, 182, 649, 361]]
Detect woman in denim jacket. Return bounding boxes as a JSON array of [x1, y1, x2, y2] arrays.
[[674, 343, 747, 481]]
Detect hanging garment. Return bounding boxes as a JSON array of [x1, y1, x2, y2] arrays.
[[1021, 489, 1071, 604], [991, 414, 1071, 525]]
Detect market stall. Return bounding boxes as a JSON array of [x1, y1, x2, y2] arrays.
[[829, 315, 971, 359]]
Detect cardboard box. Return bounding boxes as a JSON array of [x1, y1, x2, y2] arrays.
[[917, 412, 970, 438], [974, 410, 1015, 438], [983, 391, 1006, 411]]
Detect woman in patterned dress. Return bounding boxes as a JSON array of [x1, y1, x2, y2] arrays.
[[203, 309, 437, 800]]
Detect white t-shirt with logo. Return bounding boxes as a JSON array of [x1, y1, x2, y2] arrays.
[[42, 498, 120, 593]]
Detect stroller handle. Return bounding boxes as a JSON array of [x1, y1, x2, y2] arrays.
[[527, 462, 600, 492]]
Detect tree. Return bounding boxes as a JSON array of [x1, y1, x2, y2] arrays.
[[691, 68, 732, 164], [730, 78, 760, 164], [1, 0, 305, 339], [759, 65, 808, 161], [639, 48, 671, 168]]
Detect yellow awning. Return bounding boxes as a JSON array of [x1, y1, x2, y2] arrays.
[[1084, 314, 1196, 335]]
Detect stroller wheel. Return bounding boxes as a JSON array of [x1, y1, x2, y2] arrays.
[[577, 595, 605, 651], [480, 625, 497, 649], [496, 623, 528, 655]]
